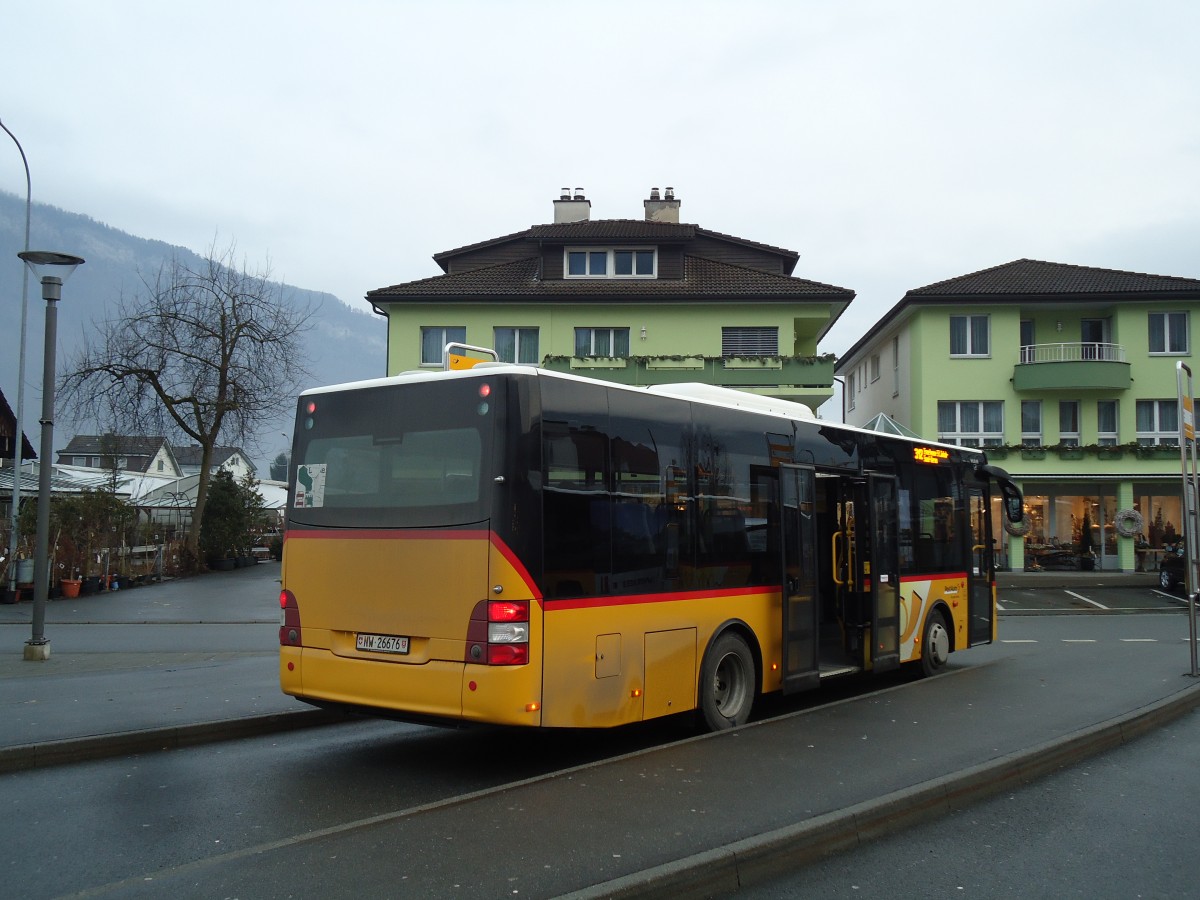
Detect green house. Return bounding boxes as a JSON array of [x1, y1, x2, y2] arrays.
[[836, 259, 1200, 573], [367, 189, 853, 412]]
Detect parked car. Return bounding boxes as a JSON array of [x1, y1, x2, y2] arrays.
[[1159, 544, 1186, 593]]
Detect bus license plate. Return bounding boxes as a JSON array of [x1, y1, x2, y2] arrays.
[[356, 633, 410, 654]]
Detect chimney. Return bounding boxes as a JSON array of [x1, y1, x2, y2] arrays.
[[553, 187, 591, 223], [644, 185, 680, 223]]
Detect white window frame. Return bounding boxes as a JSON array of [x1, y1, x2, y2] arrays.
[[1097, 400, 1119, 446], [949, 314, 990, 358], [721, 326, 779, 357], [574, 327, 630, 357], [891, 336, 899, 397], [1136, 399, 1180, 446], [869, 353, 880, 383], [1148, 311, 1189, 355], [846, 372, 856, 411], [938, 400, 1004, 447], [1059, 400, 1081, 447], [420, 325, 467, 366], [1020, 400, 1042, 447], [494, 327, 539, 364], [565, 247, 657, 279]]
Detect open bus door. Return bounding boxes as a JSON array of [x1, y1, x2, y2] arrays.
[[780, 465, 819, 693], [966, 481, 994, 646], [868, 473, 901, 672]]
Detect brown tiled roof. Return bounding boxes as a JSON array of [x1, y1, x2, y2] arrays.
[[369, 255, 851, 302], [431, 220, 799, 270], [60, 435, 169, 457], [836, 258, 1200, 372], [0, 387, 35, 461], [526, 220, 696, 241], [909, 258, 1200, 297]]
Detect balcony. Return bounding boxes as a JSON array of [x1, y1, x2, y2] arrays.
[[539, 354, 836, 406], [1013, 343, 1131, 392]]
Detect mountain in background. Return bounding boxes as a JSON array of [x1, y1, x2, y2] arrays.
[[0, 190, 386, 474]]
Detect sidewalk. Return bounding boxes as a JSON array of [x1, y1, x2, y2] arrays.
[[997, 570, 1159, 590], [0, 562, 342, 770]]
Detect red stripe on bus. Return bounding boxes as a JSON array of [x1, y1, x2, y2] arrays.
[[899, 572, 970, 583], [545, 585, 777, 611], [489, 534, 542, 600]]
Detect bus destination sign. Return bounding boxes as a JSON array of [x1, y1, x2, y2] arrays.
[[913, 446, 949, 465]]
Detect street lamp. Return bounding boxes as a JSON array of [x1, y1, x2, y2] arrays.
[[19, 250, 84, 661], [1, 119, 32, 604]]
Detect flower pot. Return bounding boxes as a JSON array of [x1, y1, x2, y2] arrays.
[[60, 578, 82, 599]]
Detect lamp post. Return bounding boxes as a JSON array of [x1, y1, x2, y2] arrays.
[[1, 119, 32, 603], [18, 250, 84, 661]]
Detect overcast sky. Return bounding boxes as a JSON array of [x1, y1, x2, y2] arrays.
[[3, 0, 1198, 357]]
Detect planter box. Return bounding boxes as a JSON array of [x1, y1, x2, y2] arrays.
[[1097, 448, 1124, 460], [985, 448, 1009, 459], [723, 357, 783, 370], [569, 357, 627, 369], [1021, 448, 1046, 460], [1055, 448, 1085, 460], [645, 357, 704, 370]]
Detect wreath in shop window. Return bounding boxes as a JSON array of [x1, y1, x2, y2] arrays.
[[1113, 508, 1144, 539], [1003, 513, 1032, 538]]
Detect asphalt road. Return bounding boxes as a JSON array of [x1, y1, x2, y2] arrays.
[[733, 706, 1200, 899], [1, 607, 1195, 899]]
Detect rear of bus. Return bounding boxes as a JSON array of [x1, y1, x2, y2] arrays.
[[279, 369, 546, 726]]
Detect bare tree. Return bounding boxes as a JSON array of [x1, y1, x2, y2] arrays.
[[58, 242, 314, 570]]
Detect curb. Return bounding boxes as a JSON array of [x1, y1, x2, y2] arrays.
[[0, 708, 350, 774], [561, 681, 1200, 899]]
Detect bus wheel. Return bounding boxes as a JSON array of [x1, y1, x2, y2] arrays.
[[699, 632, 755, 731], [920, 610, 951, 677]]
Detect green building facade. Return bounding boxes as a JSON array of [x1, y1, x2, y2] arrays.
[[837, 259, 1200, 573], [368, 189, 852, 413]]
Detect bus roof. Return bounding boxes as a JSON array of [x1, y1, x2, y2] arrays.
[[297, 363, 980, 460]]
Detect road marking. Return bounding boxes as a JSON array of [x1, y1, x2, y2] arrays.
[[1064, 590, 1108, 610], [1120, 638, 1158, 643], [1001, 639, 1038, 643], [1062, 639, 1097, 643], [1151, 589, 1187, 602]]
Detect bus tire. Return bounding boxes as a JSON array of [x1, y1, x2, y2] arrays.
[[920, 609, 951, 677], [699, 631, 755, 731]]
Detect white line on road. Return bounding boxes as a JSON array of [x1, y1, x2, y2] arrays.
[[1001, 639, 1038, 643], [1062, 639, 1097, 643], [1064, 590, 1108, 610], [1120, 639, 1158, 643]]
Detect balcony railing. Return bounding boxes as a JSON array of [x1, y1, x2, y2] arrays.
[[1019, 342, 1125, 364], [1012, 342, 1130, 391]]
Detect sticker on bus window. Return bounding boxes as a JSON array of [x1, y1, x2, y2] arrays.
[[295, 464, 327, 508]]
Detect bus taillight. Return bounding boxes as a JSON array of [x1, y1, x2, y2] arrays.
[[486, 599, 528, 665], [279, 589, 302, 646]]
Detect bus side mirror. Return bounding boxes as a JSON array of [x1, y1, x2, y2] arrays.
[[976, 463, 1024, 524]]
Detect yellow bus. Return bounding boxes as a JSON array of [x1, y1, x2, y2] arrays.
[[280, 364, 1022, 730]]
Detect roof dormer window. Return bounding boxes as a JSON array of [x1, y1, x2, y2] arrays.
[[566, 248, 656, 279]]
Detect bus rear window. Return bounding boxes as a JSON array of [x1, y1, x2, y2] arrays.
[[289, 379, 496, 528]]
